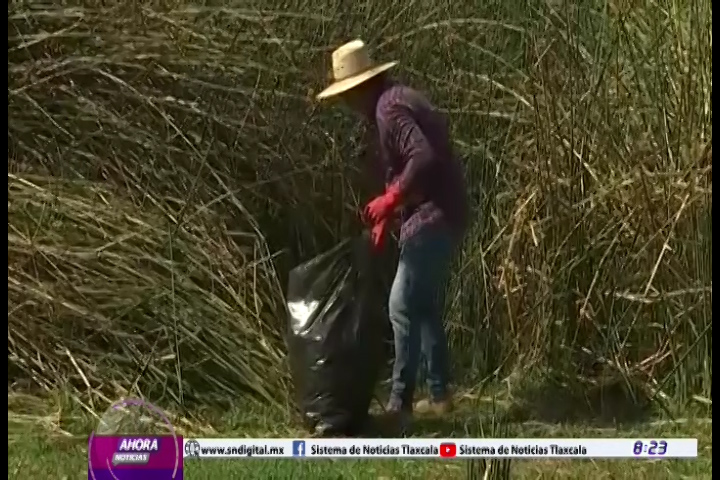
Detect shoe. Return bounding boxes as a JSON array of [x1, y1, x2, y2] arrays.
[[384, 399, 413, 436], [385, 410, 412, 437], [414, 395, 454, 416]]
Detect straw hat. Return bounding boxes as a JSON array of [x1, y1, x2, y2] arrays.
[[316, 40, 398, 100]]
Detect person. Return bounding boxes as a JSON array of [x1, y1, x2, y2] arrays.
[[316, 40, 468, 428]]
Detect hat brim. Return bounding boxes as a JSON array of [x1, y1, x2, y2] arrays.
[[316, 61, 398, 100]]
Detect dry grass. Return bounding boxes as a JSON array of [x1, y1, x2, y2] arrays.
[[8, 173, 288, 410], [7, 0, 712, 430]]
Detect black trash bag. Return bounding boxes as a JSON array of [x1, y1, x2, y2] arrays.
[[286, 232, 390, 437]]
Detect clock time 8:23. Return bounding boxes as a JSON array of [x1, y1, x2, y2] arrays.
[[634, 440, 668, 455]]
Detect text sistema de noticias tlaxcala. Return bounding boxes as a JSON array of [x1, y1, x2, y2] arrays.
[[308, 444, 588, 456]]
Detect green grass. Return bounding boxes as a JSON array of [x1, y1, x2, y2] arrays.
[[8, 410, 712, 480]]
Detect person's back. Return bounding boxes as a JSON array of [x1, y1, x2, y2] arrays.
[[375, 84, 468, 243]]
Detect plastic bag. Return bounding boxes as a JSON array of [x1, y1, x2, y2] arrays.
[[286, 232, 390, 437]]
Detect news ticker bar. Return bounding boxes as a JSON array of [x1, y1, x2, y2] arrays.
[[183, 438, 698, 459]]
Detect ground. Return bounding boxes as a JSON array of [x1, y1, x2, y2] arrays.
[[7, 393, 712, 479]]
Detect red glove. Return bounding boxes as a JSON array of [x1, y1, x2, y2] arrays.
[[362, 183, 402, 226], [370, 218, 390, 252]]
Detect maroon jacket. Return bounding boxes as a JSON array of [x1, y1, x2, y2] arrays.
[[372, 82, 468, 244]]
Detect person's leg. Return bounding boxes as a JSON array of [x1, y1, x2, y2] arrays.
[[387, 242, 423, 413], [421, 241, 453, 399], [387, 225, 455, 413], [415, 226, 455, 413]]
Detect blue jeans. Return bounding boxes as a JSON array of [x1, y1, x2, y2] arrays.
[[388, 224, 454, 409]]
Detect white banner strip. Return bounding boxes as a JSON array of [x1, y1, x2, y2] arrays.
[[182, 438, 697, 459]]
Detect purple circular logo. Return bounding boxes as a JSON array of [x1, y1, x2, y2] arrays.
[[88, 398, 181, 480]]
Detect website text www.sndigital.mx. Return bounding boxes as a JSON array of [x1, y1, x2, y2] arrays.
[[199, 445, 285, 457]]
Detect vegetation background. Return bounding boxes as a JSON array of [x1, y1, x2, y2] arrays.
[[7, 0, 712, 477]]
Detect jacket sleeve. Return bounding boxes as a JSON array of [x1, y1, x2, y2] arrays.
[[376, 102, 435, 199]]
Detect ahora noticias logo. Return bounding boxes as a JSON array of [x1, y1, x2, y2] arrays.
[[88, 398, 182, 480], [111, 438, 161, 466]]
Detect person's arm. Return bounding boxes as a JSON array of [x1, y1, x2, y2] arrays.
[[377, 102, 436, 205]]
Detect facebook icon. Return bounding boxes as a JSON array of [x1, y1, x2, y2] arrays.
[[292, 440, 306, 457]]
